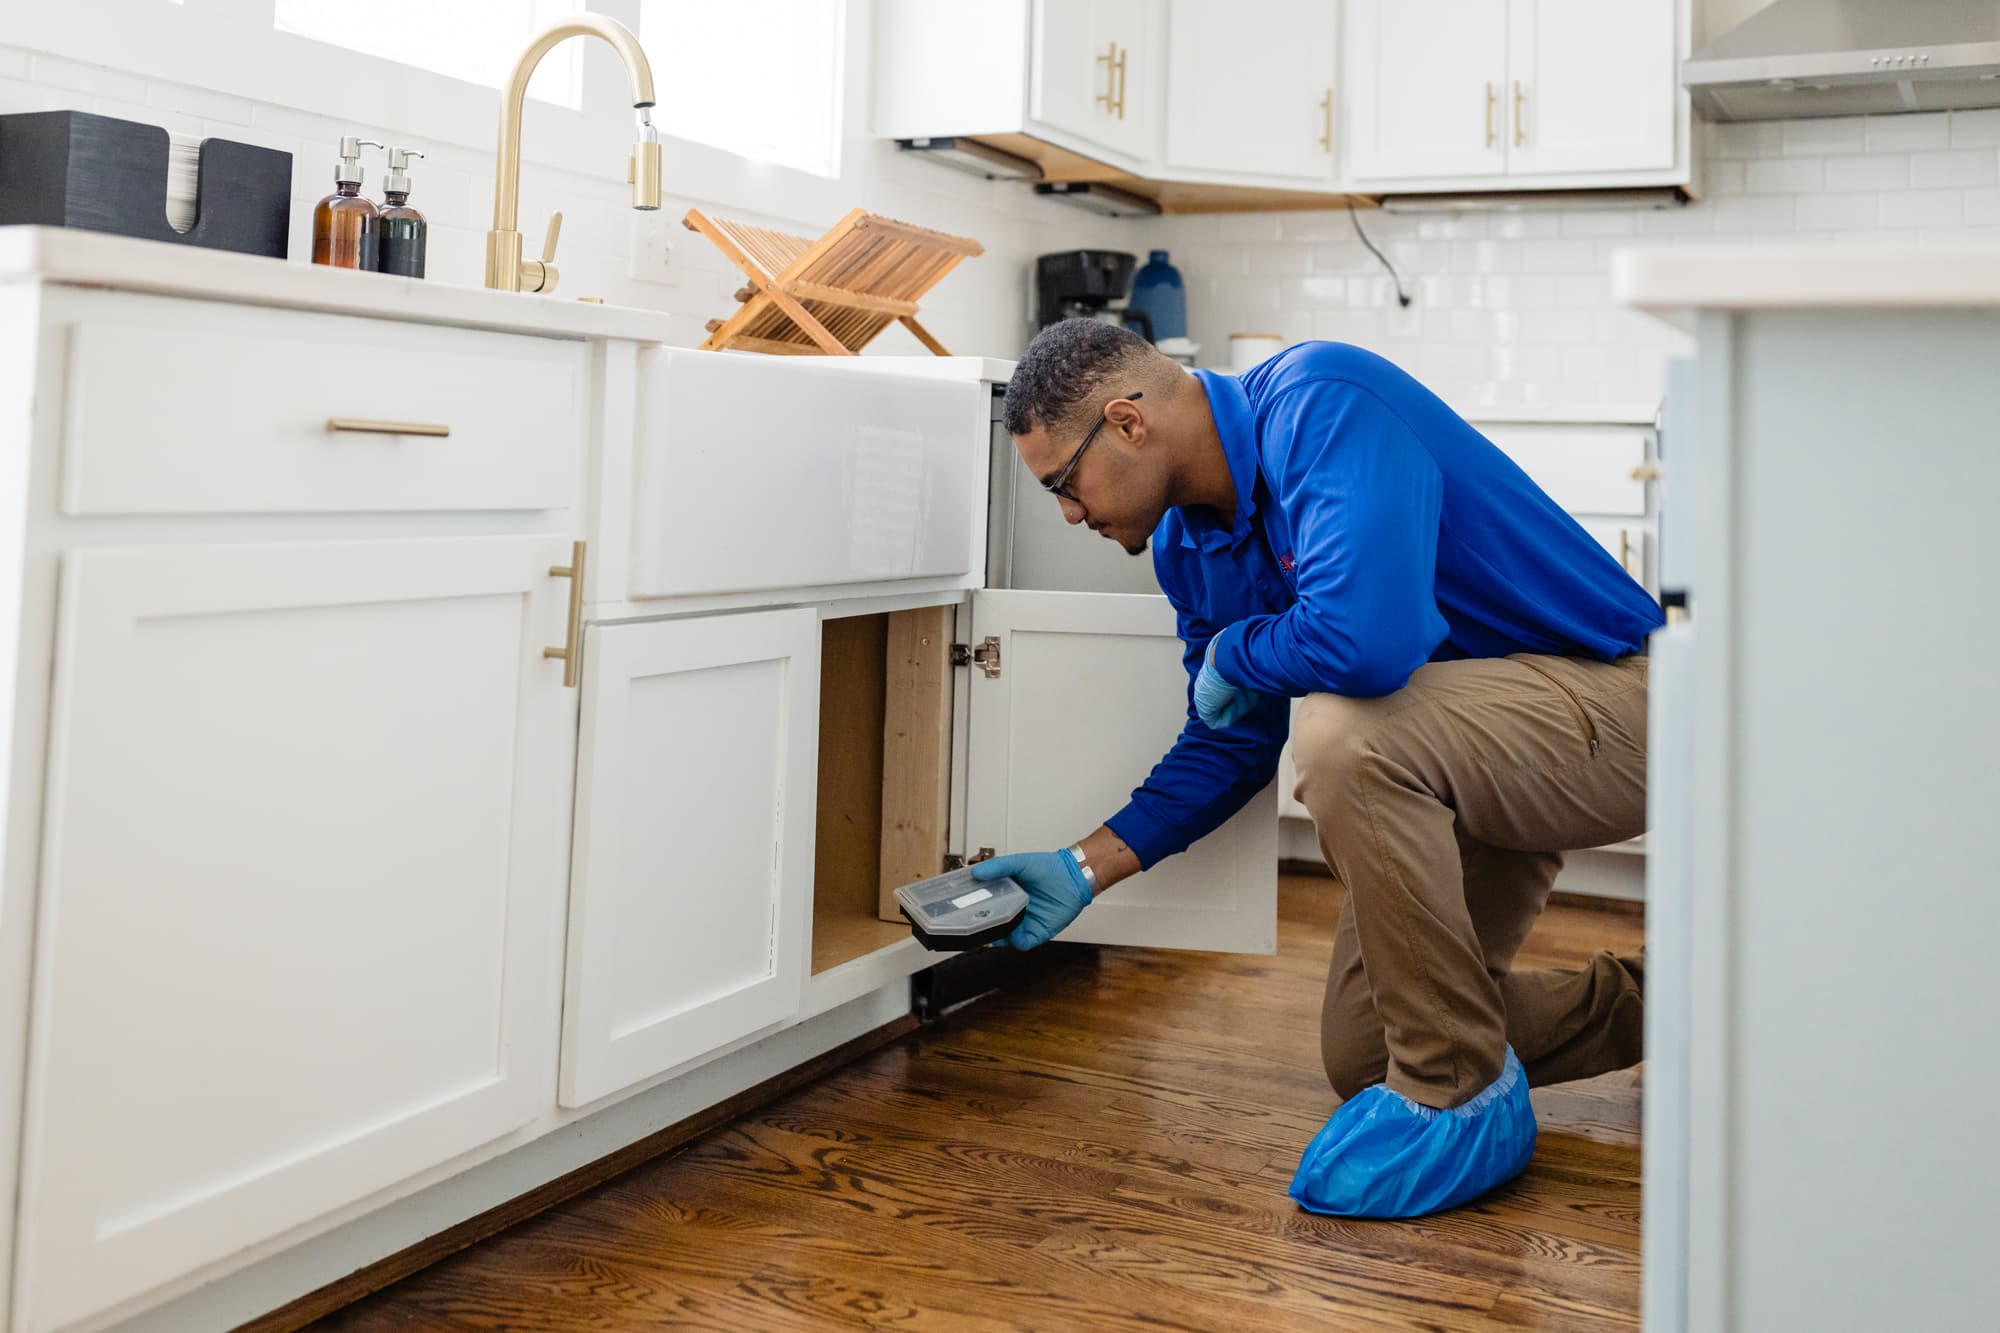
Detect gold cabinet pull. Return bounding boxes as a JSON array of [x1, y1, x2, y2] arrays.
[[325, 418, 451, 438], [1095, 41, 1119, 112], [1484, 81, 1496, 147], [1513, 80, 1526, 147], [1114, 43, 1128, 119], [1619, 528, 1635, 577], [1632, 461, 1662, 482], [1318, 87, 1333, 153], [543, 539, 587, 688]]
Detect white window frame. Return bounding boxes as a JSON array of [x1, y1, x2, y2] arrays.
[[2, 0, 631, 177]]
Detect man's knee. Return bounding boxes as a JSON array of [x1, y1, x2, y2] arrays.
[[1290, 692, 1389, 812]]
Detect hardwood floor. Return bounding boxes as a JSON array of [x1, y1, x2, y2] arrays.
[[309, 874, 1645, 1332]]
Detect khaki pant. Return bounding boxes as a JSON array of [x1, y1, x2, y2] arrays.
[[1292, 653, 1649, 1110]]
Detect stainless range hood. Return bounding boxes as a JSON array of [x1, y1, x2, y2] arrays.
[[1684, 0, 2000, 121]]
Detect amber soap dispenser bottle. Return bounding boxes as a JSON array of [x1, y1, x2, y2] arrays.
[[311, 136, 383, 270]]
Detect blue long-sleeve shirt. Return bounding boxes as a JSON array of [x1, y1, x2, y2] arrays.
[[1103, 342, 1664, 869]]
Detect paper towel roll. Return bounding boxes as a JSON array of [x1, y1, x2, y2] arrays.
[[166, 134, 200, 233]]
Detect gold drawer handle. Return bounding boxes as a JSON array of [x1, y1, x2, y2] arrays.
[[326, 418, 451, 438], [543, 540, 587, 689]]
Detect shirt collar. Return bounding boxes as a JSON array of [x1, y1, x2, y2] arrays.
[[1178, 370, 1261, 552]]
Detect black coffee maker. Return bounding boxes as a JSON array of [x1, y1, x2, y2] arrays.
[[1034, 250, 1155, 342]]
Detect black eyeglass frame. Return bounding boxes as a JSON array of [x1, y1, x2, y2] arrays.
[[1043, 390, 1143, 503]]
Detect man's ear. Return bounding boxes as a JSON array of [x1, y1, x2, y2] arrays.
[[1108, 397, 1147, 447]]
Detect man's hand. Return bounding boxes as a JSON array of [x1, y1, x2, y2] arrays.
[[1194, 638, 1261, 730], [972, 848, 1092, 950]]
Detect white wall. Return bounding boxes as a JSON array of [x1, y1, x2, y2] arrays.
[[1149, 112, 2000, 411], [0, 0, 1124, 360]]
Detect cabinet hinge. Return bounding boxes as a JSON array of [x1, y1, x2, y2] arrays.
[[952, 636, 1001, 678]]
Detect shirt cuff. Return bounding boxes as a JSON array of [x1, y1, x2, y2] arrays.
[[1207, 622, 1250, 690], [1105, 803, 1173, 872]]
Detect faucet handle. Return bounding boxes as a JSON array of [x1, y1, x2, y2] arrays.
[[521, 211, 562, 294]]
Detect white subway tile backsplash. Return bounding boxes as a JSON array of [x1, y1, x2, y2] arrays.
[[87, 95, 200, 137], [1713, 120, 1785, 159], [1950, 108, 2000, 148], [1824, 154, 1909, 190], [1247, 245, 1312, 277], [1866, 111, 1951, 152], [1783, 117, 1866, 156], [1517, 239, 1599, 273], [0, 47, 27, 79], [1705, 159, 1747, 195], [1746, 157, 1824, 193], [1908, 149, 1998, 188], [1966, 188, 2000, 225], [1712, 195, 1798, 231], [1451, 239, 1523, 273], [27, 53, 146, 103], [1218, 213, 1285, 244], [1489, 212, 1563, 239], [1280, 211, 1354, 242], [1237, 277, 1282, 310], [1878, 188, 1963, 228], [145, 81, 254, 124], [1794, 190, 1879, 230], [1558, 211, 1636, 237], [1556, 274, 1609, 307]]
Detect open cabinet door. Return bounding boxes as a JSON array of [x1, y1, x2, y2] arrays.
[[964, 590, 1277, 953]]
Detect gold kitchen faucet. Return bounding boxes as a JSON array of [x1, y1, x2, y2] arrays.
[[484, 15, 663, 293]]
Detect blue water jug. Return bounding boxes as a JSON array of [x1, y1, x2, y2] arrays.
[[1129, 249, 1186, 342]]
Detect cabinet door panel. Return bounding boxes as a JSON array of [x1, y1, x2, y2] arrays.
[[17, 536, 571, 1333], [1164, 0, 1336, 182], [1031, 0, 1160, 161], [1344, 0, 1508, 182], [1509, 0, 1677, 174], [966, 591, 1276, 954], [560, 610, 819, 1109]]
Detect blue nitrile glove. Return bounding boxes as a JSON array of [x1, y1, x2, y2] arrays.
[[1288, 1046, 1538, 1218], [1193, 638, 1260, 730], [971, 848, 1092, 950]]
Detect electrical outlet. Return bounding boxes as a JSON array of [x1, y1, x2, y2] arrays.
[[626, 211, 679, 286]]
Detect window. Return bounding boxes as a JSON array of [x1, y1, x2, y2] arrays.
[[640, 0, 844, 177], [274, 0, 586, 109]]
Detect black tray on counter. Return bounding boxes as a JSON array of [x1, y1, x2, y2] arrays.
[[0, 109, 291, 259]]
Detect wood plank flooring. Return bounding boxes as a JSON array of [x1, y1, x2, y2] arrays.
[[309, 874, 1645, 1332]]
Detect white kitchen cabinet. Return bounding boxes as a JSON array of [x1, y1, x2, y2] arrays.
[[1031, 0, 1162, 162], [1506, 0, 1678, 176], [1163, 0, 1338, 184], [15, 534, 576, 1333], [1345, 0, 1509, 182], [964, 590, 1278, 954], [1343, 0, 1689, 191], [559, 609, 819, 1109]]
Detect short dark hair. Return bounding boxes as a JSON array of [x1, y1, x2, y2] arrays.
[[1004, 317, 1159, 438]]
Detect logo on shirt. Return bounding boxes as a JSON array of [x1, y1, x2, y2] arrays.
[[1279, 553, 1296, 572]]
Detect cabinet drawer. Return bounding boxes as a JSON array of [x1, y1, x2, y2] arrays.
[[1478, 424, 1649, 516], [54, 291, 584, 515]]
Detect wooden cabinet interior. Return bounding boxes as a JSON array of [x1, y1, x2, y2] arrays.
[[811, 606, 957, 974]]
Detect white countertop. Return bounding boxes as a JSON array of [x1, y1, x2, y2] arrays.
[[0, 225, 677, 342], [1453, 401, 1658, 426], [1613, 242, 2000, 316], [816, 353, 1018, 385]]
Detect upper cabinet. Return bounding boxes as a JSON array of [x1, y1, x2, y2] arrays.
[[1031, 0, 1162, 163], [1162, 0, 1339, 185], [1344, 0, 1689, 191], [873, 0, 1349, 207]]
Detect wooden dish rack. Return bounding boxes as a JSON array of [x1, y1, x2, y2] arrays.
[[683, 206, 983, 357]]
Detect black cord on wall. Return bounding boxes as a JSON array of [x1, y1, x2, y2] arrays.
[[1349, 206, 1413, 308]]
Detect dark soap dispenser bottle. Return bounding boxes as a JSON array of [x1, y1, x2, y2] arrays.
[[311, 135, 383, 271], [377, 146, 428, 279]]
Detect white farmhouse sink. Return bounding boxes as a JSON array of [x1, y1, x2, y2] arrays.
[[629, 348, 989, 600]]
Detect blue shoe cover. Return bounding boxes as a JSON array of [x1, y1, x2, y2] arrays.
[[1288, 1046, 1537, 1218]]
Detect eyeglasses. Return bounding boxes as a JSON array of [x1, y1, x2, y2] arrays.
[[1043, 391, 1142, 504]]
